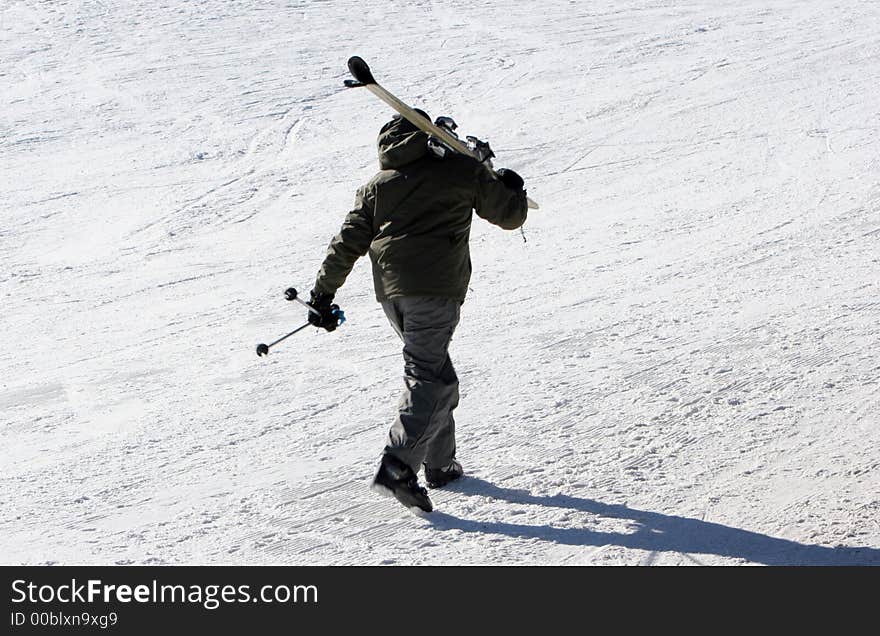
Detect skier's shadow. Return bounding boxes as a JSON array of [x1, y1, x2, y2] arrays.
[[427, 477, 880, 565]]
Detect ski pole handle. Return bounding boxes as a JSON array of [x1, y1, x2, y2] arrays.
[[284, 287, 321, 317]]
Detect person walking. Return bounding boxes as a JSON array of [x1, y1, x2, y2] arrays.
[[302, 110, 528, 512]]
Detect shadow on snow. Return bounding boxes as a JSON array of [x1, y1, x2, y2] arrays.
[[427, 477, 880, 565]]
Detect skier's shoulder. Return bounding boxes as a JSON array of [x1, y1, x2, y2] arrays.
[[365, 153, 482, 195], [367, 166, 409, 195], [364, 160, 416, 192], [349, 178, 379, 212], [422, 151, 489, 191], [369, 153, 468, 181], [440, 150, 484, 174]]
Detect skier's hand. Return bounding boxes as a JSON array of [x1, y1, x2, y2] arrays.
[[496, 168, 525, 193], [308, 290, 342, 332]]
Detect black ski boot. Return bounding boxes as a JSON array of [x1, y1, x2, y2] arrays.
[[424, 459, 464, 489], [371, 455, 433, 513]]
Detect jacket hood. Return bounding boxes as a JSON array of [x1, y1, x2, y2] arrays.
[[377, 115, 430, 170]]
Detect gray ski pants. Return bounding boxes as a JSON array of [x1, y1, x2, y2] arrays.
[[380, 296, 461, 474]]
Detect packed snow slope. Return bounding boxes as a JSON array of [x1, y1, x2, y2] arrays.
[[2, 0, 879, 566]]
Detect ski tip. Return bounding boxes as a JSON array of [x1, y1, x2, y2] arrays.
[[527, 197, 540, 210], [347, 56, 376, 85]]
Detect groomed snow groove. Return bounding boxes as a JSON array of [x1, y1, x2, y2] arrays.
[[2, 0, 879, 565]]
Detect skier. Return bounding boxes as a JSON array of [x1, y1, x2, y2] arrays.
[[302, 110, 528, 512]]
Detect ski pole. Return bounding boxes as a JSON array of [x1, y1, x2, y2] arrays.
[[256, 288, 317, 357], [256, 322, 311, 357]]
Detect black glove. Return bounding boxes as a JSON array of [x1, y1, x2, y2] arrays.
[[308, 290, 341, 332], [496, 168, 525, 193]]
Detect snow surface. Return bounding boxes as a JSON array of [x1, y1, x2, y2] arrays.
[[2, 0, 879, 566]]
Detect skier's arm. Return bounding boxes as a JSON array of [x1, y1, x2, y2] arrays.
[[313, 186, 375, 296], [473, 164, 528, 230]]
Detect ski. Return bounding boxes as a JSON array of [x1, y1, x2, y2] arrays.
[[344, 56, 540, 210]]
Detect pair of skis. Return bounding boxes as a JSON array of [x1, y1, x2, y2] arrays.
[[344, 56, 539, 210]]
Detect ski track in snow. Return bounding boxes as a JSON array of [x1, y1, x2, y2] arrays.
[[2, 0, 879, 565]]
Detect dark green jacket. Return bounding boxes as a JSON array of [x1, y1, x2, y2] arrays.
[[314, 117, 528, 302]]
